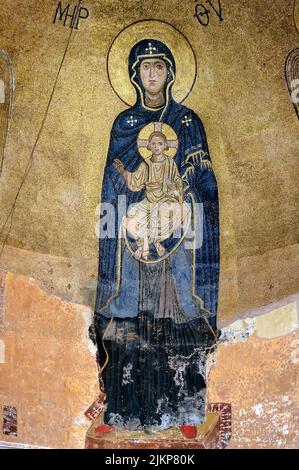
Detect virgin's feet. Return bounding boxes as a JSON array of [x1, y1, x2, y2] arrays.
[[179, 425, 197, 439], [95, 424, 114, 435]]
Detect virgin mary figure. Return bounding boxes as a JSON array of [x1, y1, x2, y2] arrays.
[[90, 38, 220, 437]]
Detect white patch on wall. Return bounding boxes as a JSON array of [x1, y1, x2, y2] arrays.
[[73, 413, 89, 427], [81, 306, 97, 357], [0, 79, 5, 103], [282, 425, 289, 435], [219, 296, 299, 343], [220, 318, 255, 343], [0, 340, 4, 363], [252, 403, 264, 418], [282, 395, 291, 404], [255, 302, 299, 339], [290, 338, 299, 365]]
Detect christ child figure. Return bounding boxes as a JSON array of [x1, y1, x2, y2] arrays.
[[114, 131, 190, 260]]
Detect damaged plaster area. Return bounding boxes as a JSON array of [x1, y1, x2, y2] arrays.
[[219, 296, 298, 342], [0, 271, 298, 448], [208, 296, 299, 449]]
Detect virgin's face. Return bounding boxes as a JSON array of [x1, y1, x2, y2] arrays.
[[139, 59, 168, 95]]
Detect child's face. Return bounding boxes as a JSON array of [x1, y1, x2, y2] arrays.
[[149, 136, 166, 156]]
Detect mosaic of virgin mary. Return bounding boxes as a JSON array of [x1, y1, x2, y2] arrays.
[[90, 26, 220, 438]]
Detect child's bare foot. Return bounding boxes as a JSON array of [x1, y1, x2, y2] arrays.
[[155, 242, 165, 257], [134, 247, 143, 260]]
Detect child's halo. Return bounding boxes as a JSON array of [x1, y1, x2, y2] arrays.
[[137, 122, 178, 159]]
